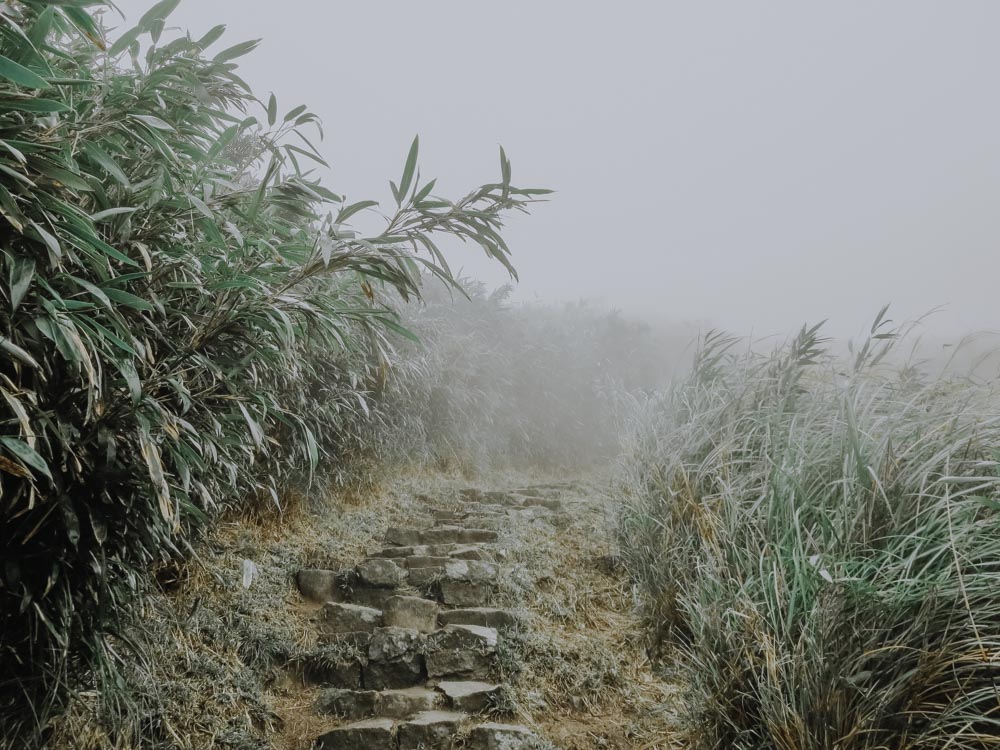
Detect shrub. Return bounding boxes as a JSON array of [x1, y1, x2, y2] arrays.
[[617, 312, 1000, 749], [0, 1, 543, 741]]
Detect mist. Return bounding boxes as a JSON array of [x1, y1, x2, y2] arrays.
[[111, 0, 1000, 340]]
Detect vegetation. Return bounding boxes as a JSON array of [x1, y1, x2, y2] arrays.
[[372, 279, 687, 474], [616, 312, 1000, 749], [0, 1, 545, 743]]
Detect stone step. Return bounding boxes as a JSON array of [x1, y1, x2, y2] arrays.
[[364, 627, 426, 690], [296, 568, 338, 603], [468, 722, 547, 749], [426, 624, 498, 680], [386, 526, 499, 547], [375, 543, 495, 561], [398, 710, 466, 749], [316, 718, 395, 750], [436, 680, 501, 714], [316, 686, 443, 720], [438, 607, 519, 630], [382, 595, 438, 633], [321, 602, 383, 634], [437, 579, 493, 607]]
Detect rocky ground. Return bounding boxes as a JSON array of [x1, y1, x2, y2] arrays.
[[281, 478, 680, 749]]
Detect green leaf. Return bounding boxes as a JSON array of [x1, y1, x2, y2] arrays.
[[196, 24, 227, 49], [213, 39, 261, 64], [0, 55, 50, 89], [130, 114, 174, 131], [0, 437, 51, 480], [0, 336, 39, 368], [398, 135, 419, 202], [9, 257, 34, 311], [108, 25, 143, 58], [336, 200, 378, 224], [81, 143, 130, 187], [0, 98, 70, 113], [138, 0, 180, 31], [102, 287, 155, 311], [266, 93, 277, 127]]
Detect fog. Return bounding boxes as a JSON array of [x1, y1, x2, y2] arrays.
[[114, 1, 1000, 340]]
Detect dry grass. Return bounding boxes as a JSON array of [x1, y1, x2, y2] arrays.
[[488, 480, 683, 749]]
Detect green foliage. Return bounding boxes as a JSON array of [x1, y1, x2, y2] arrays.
[[0, 1, 544, 741], [617, 315, 1000, 749]]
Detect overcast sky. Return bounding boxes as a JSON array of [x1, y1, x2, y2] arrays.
[[113, 1, 1000, 339]]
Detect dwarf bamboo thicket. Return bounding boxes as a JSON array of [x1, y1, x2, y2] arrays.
[[617, 313, 1000, 749], [0, 0, 546, 738]]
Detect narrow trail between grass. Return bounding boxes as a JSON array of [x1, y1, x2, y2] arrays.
[[277, 478, 681, 750]]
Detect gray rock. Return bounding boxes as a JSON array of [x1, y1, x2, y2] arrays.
[[365, 627, 425, 690], [405, 555, 453, 569], [316, 718, 395, 750], [448, 545, 494, 561], [408, 565, 446, 588], [426, 625, 497, 680], [444, 560, 498, 583], [467, 723, 545, 750], [379, 687, 441, 719], [386, 527, 424, 547], [321, 602, 382, 634], [314, 688, 379, 719], [439, 580, 491, 607], [422, 527, 498, 545], [397, 710, 466, 750], [357, 558, 406, 588], [296, 569, 338, 603], [436, 681, 501, 713], [438, 608, 519, 630], [383, 595, 439, 633]]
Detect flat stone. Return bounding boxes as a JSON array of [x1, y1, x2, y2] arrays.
[[296, 569, 338, 603], [466, 723, 544, 749], [448, 545, 493, 561], [422, 527, 498, 545], [439, 580, 491, 607], [316, 718, 395, 750], [438, 608, 519, 630], [437, 681, 501, 713], [397, 710, 466, 750], [444, 560, 498, 583], [357, 558, 406, 588], [386, 527, 425, 547], [405, 555, 453, 569], [315, 688, 379, 719], [321, 602, 382, 634], [383, 595, 438, 632], [426, 625, 497, 680], [408, 565, 446, 588], [365, 627, 425, 690], [379, 687, 441, 719]]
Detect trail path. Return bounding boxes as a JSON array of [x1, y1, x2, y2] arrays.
[[290, 479, 679, 749]]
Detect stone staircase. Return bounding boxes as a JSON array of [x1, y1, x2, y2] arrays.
[[295, 486, 571, 749]]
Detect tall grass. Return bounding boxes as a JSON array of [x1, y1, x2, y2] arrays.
[[0, 2, 544, 742], [617, 312, 1000, 749]]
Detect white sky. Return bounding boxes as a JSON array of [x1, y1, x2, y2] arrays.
[[112, 1, 1000, 339]]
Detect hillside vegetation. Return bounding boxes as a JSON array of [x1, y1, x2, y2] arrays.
[[0, 1, 546, 742], [617, 313, 1000, 749]]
